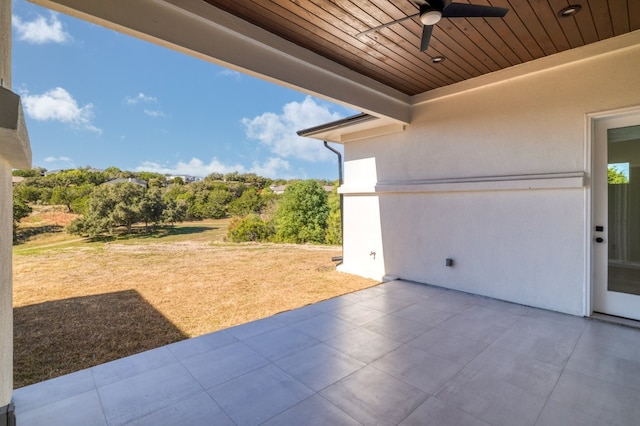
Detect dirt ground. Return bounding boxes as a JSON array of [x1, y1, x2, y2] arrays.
[[13, 211, 377, 388]]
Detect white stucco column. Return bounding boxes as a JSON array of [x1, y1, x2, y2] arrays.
[[0, 159, 13, 414], [0, 0, 31, 423], [0, 0, 10, 90], [0, 0, 11, 418]]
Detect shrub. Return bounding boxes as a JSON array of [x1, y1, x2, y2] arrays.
[[226, 215, 274, 242]]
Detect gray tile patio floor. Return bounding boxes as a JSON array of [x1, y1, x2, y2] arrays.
[[12, 280, 640, 426]]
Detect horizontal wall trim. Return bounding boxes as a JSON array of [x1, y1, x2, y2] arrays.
[[339, 172, 586, 195]]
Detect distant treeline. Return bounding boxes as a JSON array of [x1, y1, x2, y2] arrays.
[[12, 167, 340, 244]]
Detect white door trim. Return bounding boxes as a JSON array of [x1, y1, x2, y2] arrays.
[[586, 104, 640, 318]]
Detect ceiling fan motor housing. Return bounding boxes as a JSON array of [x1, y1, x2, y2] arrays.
[[419, 1, 445, 25]]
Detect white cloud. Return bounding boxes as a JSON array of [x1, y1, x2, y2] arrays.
[[218, 69, 242, 79], [125, 93, 166, 118], [125, 93, 157, 105], [144, 109, 166, 118], [12, 13, 71, 44], [43, 156, 74, 168], [22, 87, 101, 133], [136, 156, 291, 179], [44, 156, 72, 163], [242, 96, 343, 162], [249, 157, 291, 178]]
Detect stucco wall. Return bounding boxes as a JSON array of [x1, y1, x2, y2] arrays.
[[0, 0, 11, 409], [0, 0, 9, 89], [0, 159, 12, 406], [340, 41, 640, 315]]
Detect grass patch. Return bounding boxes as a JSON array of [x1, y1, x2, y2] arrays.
[[112, 219, 230, 244], [14, 205, 80, 248], [13, 216, 377, 388]]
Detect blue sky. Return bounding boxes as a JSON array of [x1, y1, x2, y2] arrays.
[[12, 0, 355, 179]]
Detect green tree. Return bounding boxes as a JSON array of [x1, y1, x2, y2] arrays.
[[50, 184, 94, 212], [12, 168, 45, 178], [227, 187, 264, 216], [138, 187, 166, 229], [608, 166, 629, 184], [110, 184, 146, 233], [224, 171, 241, 182], [259, 187, 279, 220], [12, 167, 109, 208], [103, 166, 123, 180], [325, 185, 342, 245], [164, 183, 188, 202], [147, 177, 164, 188], [162, 199, 187, 225], [13, 183, 44, 204], [46, 169, 90, 187], [69, 195, 90, 215], [177, 192, 200, 220], [13, 195, 32, 240], [135, 171, 166, 185], [225, 182, 245, 199], [69, 183, 146, 236], [204, 172, 223, 182], [274, 180, 329, 244], [204, 189, 232, 219], [239, 173, 270, 189]]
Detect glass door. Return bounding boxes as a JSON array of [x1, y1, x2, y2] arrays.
[[593, 111, 640, 320]]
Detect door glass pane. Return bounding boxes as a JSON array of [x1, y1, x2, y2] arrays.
[[608, 124, 640, 295]]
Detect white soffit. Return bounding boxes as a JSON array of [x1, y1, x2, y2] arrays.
[[28, 0, 411, 123]]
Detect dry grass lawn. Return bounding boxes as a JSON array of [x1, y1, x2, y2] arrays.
[[13, 208, 377, 388]]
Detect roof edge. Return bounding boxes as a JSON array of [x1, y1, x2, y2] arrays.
[[296, 113, 375, 137], [297, 113, 405, 144]]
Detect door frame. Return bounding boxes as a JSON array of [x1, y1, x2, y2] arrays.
[[587, 105, 640, 318]]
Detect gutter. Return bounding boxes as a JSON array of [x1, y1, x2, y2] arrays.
[[296, 113, 375, 138]]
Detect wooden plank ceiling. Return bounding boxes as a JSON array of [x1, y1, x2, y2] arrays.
[[202, 0, 639, 96]]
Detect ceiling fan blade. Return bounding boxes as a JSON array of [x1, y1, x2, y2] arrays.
[[420, 25, 434, 51], [442, 3, 508, 18], [357, 13, 419, 38]]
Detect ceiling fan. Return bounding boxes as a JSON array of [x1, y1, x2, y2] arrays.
[[357, 0, 509, 52]]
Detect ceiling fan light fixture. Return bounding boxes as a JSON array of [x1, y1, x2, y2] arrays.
[[558, 5, 581, 18], [361, 0, 510, 52], [420, 10, 442, 26]]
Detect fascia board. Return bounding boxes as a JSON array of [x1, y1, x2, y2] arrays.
[[297, 114, 406, 144]]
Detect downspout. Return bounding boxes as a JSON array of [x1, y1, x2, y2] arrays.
[[323, 141, 343, 265]]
